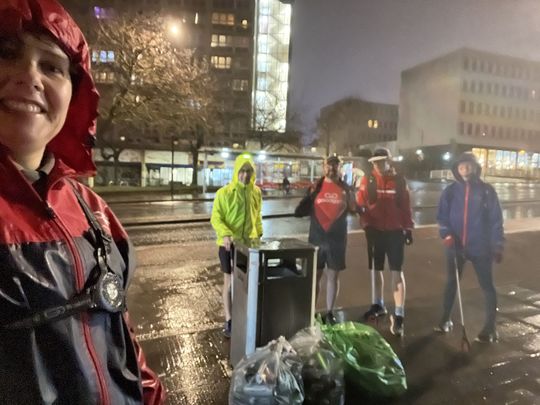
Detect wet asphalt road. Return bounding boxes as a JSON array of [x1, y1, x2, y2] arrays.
[[124, 200, 540, 247], [109, 181, 540, 230], [118, 181, 540, 404], [128, 223, 540, 405]]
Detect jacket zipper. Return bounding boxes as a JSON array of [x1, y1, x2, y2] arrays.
[[462, 183, 470, 247], [44, 195, 110, 405], [242, 187, 248, 240]]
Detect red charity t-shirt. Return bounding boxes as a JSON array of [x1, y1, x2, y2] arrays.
[[314, 180, 347, 231]]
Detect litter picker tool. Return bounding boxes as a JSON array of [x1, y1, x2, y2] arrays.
[[454, 251, 471, 352]]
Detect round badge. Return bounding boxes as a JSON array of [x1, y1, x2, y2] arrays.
[[98, 273, 124, 312]]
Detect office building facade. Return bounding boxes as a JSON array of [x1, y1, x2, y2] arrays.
[[399, 48, 540, 178]]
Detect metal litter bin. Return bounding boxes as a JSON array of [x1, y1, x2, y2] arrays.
[[230, 238, 317, 368]]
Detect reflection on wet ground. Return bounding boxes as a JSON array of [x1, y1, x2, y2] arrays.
[[129, 228, 540, 404], [126, 201, 540, 248]]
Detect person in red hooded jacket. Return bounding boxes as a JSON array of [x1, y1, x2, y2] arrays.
[[0, 1, 165, 404], [356, 148, 414, 337]]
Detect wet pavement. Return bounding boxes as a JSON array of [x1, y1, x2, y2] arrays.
[[128, 218, 540, 405], [107, 180, 540, 227]]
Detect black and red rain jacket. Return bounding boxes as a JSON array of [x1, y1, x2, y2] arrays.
[[0, 1, 164, 404]]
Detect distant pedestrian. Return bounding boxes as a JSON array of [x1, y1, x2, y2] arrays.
[[294, 155, 356, 324], [356, 148, 414, 337], [435, 152, 504, 343], [282, 175, 291, 195], [211, 153, 263, 338]]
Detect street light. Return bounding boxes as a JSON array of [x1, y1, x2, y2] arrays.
[[168, 22, 181, 37], [442, 152, 452, 161]]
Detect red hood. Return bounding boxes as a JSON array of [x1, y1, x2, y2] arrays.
[[0, 0, 99, 176]]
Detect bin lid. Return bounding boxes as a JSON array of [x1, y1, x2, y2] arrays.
[[242, 238, 316, 252]]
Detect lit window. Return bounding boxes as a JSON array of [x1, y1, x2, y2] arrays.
[[211, 56, 231, 69], [94, 6, 114, 19], [92, 49, 115, 63], [241, 19, 248, 29], [367, 120, 373, 128], [211, 34, 231, 47], [212, 12, 235, 26], [94, 70, 115, 83]]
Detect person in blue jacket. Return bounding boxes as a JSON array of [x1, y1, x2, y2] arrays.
[[435, 152, 504, 343]]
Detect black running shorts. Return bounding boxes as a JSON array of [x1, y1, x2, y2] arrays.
[[218, 245, 235, 274], [316, 242, 347, 271], [364, 228, 405, 271]]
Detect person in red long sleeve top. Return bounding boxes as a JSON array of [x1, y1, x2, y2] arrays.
[[356, 148, 414, 337]]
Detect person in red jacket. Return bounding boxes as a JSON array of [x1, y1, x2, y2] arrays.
[[356, 148, 414, 336], [0, 1, 165, 403], [295, 155, 356, 324]]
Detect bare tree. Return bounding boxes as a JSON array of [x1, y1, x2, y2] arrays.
[[149, 53, 220, 186], [92, 12, 218, 185], [251, 99, 303, 152]]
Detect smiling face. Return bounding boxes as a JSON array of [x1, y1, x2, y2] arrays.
[[0, 32, 72, 167]]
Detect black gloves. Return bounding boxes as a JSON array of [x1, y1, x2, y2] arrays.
[[403, 229, 413, 245]]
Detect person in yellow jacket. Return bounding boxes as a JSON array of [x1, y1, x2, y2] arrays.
[[211, 152, 263, 337]]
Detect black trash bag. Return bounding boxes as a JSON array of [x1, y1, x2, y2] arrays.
[[290, 326, 345, 405], [229, 336, 304, 405]]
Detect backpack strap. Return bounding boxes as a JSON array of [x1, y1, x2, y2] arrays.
[[367, 174, 377, 204]]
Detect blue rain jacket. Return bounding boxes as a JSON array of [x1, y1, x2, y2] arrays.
[[437, 153, 504, 257]]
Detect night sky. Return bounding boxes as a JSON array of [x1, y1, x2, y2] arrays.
[[289, 0, 540, 136]]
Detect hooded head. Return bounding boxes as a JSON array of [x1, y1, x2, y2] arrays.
[[232, 152, 256, 186], [0, 0, 99, 175], [451, 152, 481, 182]]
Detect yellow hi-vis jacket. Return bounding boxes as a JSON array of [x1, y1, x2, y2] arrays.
[[211, 153, 263, 246]]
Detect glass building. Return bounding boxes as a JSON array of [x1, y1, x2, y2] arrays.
[[253, 0, 292, 133]]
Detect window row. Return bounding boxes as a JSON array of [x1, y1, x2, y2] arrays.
[[232, 79, 249, 91], [211, 34, 249, 48], [460, 100, 540, 123], [94, 71, 115, 84], [94, 6, 115, 20], [211, 56, 231, 69], [463, 56, 537, 81], [211, 56, 250, 70], [462, 79, 538, 101], [459, 121, 540, 141], [211, 12, 249, 28], [366, 119, 397, 130], [92, 50, 115, 64]]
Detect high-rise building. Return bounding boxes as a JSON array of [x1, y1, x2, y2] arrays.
[[399, 48, 540, 178], [60, 0, 293, 185], [252, 0, 292, 133]]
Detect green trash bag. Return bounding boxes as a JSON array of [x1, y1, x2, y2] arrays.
[[319, 321, 407, 398]]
